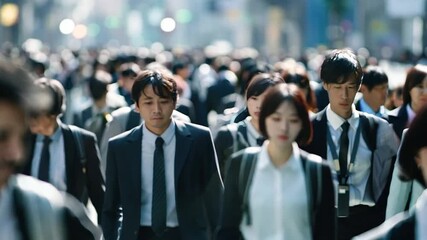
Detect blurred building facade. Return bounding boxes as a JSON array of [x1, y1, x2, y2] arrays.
[[1, 0, 426, 60]]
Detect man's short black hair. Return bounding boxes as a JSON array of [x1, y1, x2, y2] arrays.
[[320, 48, 363, 86], [362, 65, 388, 90]]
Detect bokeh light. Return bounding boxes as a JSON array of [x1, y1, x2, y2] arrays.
[[59, 19, 75, 35], [0, 3, 19, 27], [160, 17, 176, 32]]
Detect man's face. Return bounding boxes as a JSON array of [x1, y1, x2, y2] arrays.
[[324, 79, 359, 119], [135, 85, 176, 135], [0, 101, 26, 187], [361, 83, 388, 111]]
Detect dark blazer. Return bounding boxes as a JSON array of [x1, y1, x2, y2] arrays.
[[214, 121, 251, 178], [387, 104, 409, 139], [102, 120, 223, 240], [22, 123, 105, 221], [353, 211, 415, 240], [216, 148, 336, 240]]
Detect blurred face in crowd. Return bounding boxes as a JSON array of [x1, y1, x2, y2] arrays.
[[247, 90, 269, 129], [119, 76, 136, 93], [361, 83, 388, 111], [135, 85, 175, 135], [416, 147, 427, 185], [0, 101, 26, 188], [324, 77, 360, 119], [28, 114, 57, 136], [266, 100, 302, 150], [410, 77, 427, 113]]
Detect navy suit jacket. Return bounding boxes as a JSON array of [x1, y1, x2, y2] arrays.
[[102, 120, 223, 240], [22, 123, 105, 221], [387, 104, 409, 140]]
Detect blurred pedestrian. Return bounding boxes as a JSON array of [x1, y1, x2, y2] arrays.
[[217, 83, 336, 240], [354, 105, 427, 240], [0, 59, 100, 240]]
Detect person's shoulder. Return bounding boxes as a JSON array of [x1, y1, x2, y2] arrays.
[[66, 124, 97, 139], [12, 174, 65, 206], [111, 105, 132, 117], [172, 109, 191, 123], [387, 106, 402, 118]]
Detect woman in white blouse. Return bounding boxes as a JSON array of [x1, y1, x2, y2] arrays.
[[355, 105, 427, 240], [217, 83, 336, 240]]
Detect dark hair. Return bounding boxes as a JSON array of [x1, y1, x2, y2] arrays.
[[402, 64, 427, 105], [362, 65, 388, 90], [259, 83, 312, 145], [131, 69, 178, 105], [398, 105, 427, 187], [0, 60, 34, 109], [246, 72, 284, 100], [320, 49, 363, 86], [88, 70, 112, 100], [32, 78, 66, 116], [282, 71, 317, 112]]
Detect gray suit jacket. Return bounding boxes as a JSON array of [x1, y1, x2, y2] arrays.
[[102, 120, 223, 240]]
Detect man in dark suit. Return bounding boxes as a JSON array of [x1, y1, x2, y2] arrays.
[[302, 49, 399, 240], [102, 70, 223, 240], [0, 59, 100, 240], [355, 65, 389, 120], [22, 78, 105, 224]]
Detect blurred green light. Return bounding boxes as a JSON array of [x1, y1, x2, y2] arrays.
[[105, 16, 120, 29], [176, 9, 192, 24], [88, 23, 100, 37]]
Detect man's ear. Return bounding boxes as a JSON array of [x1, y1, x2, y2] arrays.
[[134, 103, 140, 113]]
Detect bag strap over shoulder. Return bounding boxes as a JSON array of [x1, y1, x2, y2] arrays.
[[238, 147, 260, 225]]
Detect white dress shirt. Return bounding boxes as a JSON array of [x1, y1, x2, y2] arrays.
[[140, 120, 178, 227], [31, 120, 67, 192], [359, 98, 386, 118], [416, 189, 427, 240], [244, 117, 263, 147], [0, 183, 22, 240], [241, 142, 312, 240], [326, 105, 374, 206]]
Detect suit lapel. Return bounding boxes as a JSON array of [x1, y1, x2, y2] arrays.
[[174, 121, 192, 185], [312, 109, 328, 159], [125, 126, 143, 205]]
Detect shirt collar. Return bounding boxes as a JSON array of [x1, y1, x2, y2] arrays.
[[258, 142, 301, 171], [142, 119, 175, 146], [326, 104, 359, 131], [244, 116, 262, 140], [406, 104, 416, 124], [359, 98, 386, 117]]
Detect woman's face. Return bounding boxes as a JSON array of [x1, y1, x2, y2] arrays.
[[265, 101, 302, 148], [410, 77, 427, 113], [416, 146, 427, 185], [247, 90, 270, 123]]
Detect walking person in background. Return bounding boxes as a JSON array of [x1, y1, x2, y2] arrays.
[[214, 72, 284, 178], [22, 78, 105, 224], [385, 64, 427, 219], [217, 83, 336, 240], [354, 105, 427, 240], [0, 59, 101, 240], [102, 69, 223, 240], [302, 49, 400, 240]]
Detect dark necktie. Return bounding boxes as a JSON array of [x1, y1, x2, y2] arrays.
[[256, 137, 265, 146], [338, 121, 350, 178], [152, 137, 166, 236], [38, 136, 52, 182]]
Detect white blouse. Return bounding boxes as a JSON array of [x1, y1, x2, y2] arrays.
[[240, 142, 312, 240]]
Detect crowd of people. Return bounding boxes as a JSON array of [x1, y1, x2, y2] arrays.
[[1, 42, 427, 240]]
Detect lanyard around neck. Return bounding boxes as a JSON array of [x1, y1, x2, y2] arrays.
[[326, 121, 361, 184]]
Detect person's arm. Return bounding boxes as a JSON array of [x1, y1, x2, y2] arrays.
[[84, 133, 105, 224], [101, 141, 121, 240], [216, 154, 244, 240], [201, 130, 224, 236]]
